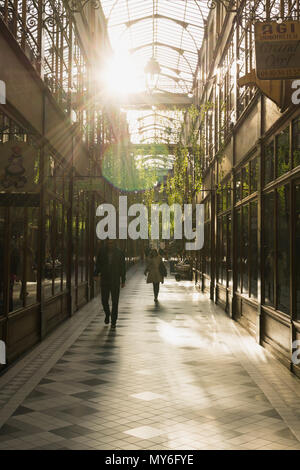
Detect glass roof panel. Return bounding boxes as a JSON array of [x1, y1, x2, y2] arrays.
[[99, 0, 210, 151]]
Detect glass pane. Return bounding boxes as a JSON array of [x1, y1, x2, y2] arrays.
[[296, 183, 300, 320], [63, 209, 68, 291], [26, 207, 39, 307], [217, 189, 221, 214], [205, 222, 211, 276], [217, 217, 222, 283], [226, 181, 231, 209], [242, 204, 249, 295], [250, 157, 258, 193], [264, 141, 274, 185], [205, 200, 211, 221], [242, 164, 249, 199], [44, 200, 53, 299], [293, 117, 300, 168], [263, 192, 275, 306], [222, 215, 227, 286], [276, 127, 290, 178], [236, 208, 241, 292], [227, 214, 232, 288], [10, 208, 25, 312], [277, 185, 290, 314], [0, 208, 5, 316], [54, 203, 63, 295], [222, 185, 227, 212], [250, 201, 258, 298], [235, 172, 242, 202]]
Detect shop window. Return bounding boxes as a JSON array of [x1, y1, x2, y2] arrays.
[[276, 127, 290, 178], [250, 201, 258, 299], [221, 215, 227, 286], [10, 209, 25, 312], [0, 208, 4, 315], [296, 183, 300, 320], [292, 117, 300, 169], [235, 172, 242, 202], [242, 164, 250, 199], [204, 200, 211, 221], [228, 214, 232, 287], [204, 221, 211, 277], [242, 205, 249, 294], [263, 191, 275, 307], [277, 185, 290, 314], [250, 157, 258, 193], [217, 218, 222, 284], [236, 208, 241, 292], [264, 141, 275, 185], [217, 180, 231, 213], [26, 208, 39, 307]]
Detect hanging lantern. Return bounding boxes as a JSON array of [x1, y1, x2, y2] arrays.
[[145, 57, 161, 93]]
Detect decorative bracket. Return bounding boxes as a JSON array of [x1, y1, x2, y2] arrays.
[[238, 69, 294, 111]]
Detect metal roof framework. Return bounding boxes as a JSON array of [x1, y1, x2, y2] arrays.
[[100, 0, 210, 145]]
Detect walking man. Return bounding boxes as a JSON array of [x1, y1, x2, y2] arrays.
[[95, 239, 126, 329]]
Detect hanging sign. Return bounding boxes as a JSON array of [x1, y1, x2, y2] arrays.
[[255, 21, 300, 79], [0, 141, 40, 193]]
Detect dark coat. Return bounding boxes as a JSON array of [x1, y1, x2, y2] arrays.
[[95, 247, 126, 286]]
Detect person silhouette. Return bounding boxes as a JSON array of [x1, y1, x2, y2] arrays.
[[94, 239, 126, 329]]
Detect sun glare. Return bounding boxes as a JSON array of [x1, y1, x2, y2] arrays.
[[101, 50, 145, 96]]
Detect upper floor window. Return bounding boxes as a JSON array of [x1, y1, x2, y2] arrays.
[[264, 125, 293, 186], [235, 156, 258, 203]]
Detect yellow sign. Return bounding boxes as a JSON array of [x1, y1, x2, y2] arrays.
[[255, 21, 300, 79]]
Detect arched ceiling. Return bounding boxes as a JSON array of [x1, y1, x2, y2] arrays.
[[100, 0, 210, 145], [101, 0, 209, 95]]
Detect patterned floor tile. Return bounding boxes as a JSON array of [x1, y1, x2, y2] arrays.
[[0, 266, 299, 449]]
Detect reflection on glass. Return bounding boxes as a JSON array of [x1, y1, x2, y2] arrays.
[[235, 172, 242, 202], [250, 157, 258, 193], [205, 222, 211, 277], [242, 204, 249, 294], [0, 209, 4, 315], [228, 215, 232, 288], [277, 185, 290, 314], [10, 209, 25, 312], [55, 203, 63, 295], [250, 201, 258, 298], [276, 127, 290, 178], [263, 192, 274, 306], [44, 200, 53, 299], [217, 217, 222, 284], [236, 208, 241, 292], [26, 207, 38, 307], [222, 215, 227, 286], [63, 211, 68, 291], [292, 117, 300, 168], [296, 184, 300, 320], [264, 141, 274, 185], [242, 164, 249, 199]]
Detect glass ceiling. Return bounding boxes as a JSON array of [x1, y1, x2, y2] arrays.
[[100, 0, 210, 147]]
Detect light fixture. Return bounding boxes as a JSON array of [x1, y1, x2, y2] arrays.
[[145, 0, 161, 93], [145, 57, 161, 93]]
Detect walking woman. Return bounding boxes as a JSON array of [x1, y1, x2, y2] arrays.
[[144, 249, 166, 302]]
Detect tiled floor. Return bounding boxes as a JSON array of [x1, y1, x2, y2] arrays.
[[0, 264, 300, 450]]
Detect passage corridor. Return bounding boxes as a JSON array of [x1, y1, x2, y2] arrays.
[[0, 265, 300, 450]]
